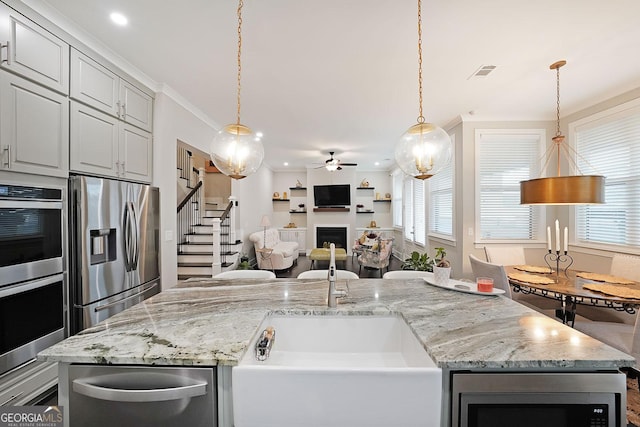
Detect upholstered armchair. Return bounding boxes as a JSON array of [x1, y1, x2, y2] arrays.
[[357, 238, 393, 277], [352, 230, 379, 260]]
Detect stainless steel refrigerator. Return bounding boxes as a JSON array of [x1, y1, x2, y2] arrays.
[[69, 175, 160, 334]]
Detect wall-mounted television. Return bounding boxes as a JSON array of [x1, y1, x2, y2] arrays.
[[313, 184, 351, 207]]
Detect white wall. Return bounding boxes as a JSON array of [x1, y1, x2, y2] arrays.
[[153, 92, 216, 288], [232, 165, 274, 260]]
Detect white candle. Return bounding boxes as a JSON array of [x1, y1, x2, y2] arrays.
[[547, 226, 552, 251], [555, 220, 560, 252], [564, 227, 568, 252]]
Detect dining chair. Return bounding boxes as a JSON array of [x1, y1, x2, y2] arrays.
[[297, 270, 360, 280], [483, 246, 526, 266], [469, 254, 512, 298], [213, 270, 276, 279], [610, 254, 640, 282], [574, 254, 640, 324], [574, 313, 640, 368], [383, 270, 434, 280]]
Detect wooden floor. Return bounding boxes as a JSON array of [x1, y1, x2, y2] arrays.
[[274, 254, 404, 279]]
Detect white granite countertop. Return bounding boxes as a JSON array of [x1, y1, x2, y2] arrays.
[[38, 278, 635, 369]]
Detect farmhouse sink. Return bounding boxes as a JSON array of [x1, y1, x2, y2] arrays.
[[232, 314, 442, 427]]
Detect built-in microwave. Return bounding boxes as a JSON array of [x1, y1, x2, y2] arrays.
[[451, 372, 626, 427], [0, 183, 63, 287]]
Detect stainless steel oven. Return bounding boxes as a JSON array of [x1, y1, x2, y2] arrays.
[[0, 273, 65, 374], [0, 181, 65, 375], [0, 183, 63, 287], [451, 372, 626, 427]]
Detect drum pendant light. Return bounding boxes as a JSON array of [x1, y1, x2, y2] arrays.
[[394, 0, 452, 180], [520, 60, 605, 204], [210, 0, 264, 180]]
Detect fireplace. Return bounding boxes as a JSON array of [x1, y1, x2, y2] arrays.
[[315, 226, 348, 249]]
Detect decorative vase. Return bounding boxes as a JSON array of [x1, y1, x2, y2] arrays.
[[433, 266, 451, 286]]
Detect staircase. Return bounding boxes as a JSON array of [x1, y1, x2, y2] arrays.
[[176, 147, 241, 280]]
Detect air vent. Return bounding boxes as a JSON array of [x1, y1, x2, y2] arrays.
[[468, 65, 496, 79]]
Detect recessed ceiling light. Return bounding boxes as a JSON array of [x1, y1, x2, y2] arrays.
[[374, 161, 380, 166], [283, 162, 289, 166], [110, 12, 128, 26]]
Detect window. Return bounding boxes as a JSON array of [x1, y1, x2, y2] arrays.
[[392, 170, 403, 228], [475, 129, 544, 241], [404, 177, 426, 245], [429, 134, 454, 238], [572, 99, 640, 249]]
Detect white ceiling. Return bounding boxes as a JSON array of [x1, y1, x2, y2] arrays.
[[24, 0, 640, 171]]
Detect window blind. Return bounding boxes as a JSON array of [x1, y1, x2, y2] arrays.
[[413, 179, 426, 245], [392, 170, 403, 228], [575, 104, 640, 248], [404, 178, 413, 241], [476, 131, 543, 240], [403, 178, 426, 244], [429, 135, 454, 237]]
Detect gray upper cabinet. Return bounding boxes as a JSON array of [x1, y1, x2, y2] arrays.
[[119, 79, 153, 132], [0, 71, 69, 177], [71, 48, 152, 132], [0, 2, 69, 94], [70, 101, 151, 183]]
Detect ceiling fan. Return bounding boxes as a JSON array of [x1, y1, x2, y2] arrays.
[[317, 151, 358, 171]]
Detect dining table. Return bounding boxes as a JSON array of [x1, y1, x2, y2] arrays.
[[505, 265, 640, 326]]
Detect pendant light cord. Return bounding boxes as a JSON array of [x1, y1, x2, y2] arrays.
[[236, 0, 243, 126], [555, 64, 561, 137], [417, 0, 425, 124]]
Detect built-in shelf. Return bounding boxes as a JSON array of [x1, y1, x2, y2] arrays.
[[289, 210, 307, 213], [373, 199, 391, 203], [289, 187, 307, 190], [356, 187, 374, 190], [313, 207, 350, 212], [273, 199, 290, 202], [356, 211, 374, 214]]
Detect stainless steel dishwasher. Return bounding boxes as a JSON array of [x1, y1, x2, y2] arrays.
[[65, 365, 216, 427]]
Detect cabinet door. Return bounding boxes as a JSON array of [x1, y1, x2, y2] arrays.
[[296, 231, 306, 252], [120, 79, 153, 132], [0, 71, 68, 177], [0, 3, 69, 93], [70, 101, 119, 177], [119, 122, 152, 183], [70, 48, 119, 117]]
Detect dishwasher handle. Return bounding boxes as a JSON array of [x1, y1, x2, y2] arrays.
[[72, 374, 207, 402]]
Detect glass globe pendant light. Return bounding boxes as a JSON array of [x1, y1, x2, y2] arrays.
[[210, 0, 264, 180], [395, 0, 451, 180]]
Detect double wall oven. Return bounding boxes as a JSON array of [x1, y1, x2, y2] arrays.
[[0, 181, 66, 375]]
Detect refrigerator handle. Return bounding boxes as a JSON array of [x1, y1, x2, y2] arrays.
[[129, 201, 140, 270], [123, 202, 133, 271]]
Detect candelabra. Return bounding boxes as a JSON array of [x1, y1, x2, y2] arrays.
[[544, 250, 574, 282]]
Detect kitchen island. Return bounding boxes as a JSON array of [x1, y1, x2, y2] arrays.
[[39, 278, 635, 426]]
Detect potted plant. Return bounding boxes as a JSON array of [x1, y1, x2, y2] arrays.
[[237, 260, 252, 270], [401, 247, 451, 276], [402, 251, 434, 271], [432, 247, 451, 285]]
